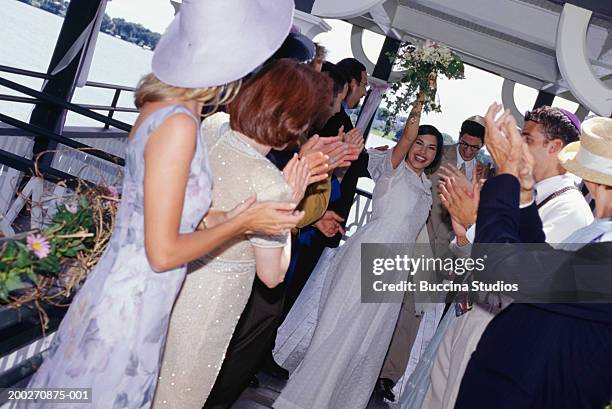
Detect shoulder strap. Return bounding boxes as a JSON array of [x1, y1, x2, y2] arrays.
[[537, 185, 578, 209]]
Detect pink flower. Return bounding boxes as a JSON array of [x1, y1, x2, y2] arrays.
[[65, 203, 78, 214], [27, 234, 51, 259]]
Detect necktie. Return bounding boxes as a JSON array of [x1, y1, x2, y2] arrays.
[[458, 162, 466, 176]]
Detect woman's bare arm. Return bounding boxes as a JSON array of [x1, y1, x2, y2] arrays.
[[253, 243, 291, 288], [391, 93, 425, 169], [143, 114, 302, 272]]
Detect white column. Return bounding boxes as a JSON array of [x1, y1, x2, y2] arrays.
[[356, 77, 389, 131], [556, 4, 612, 117]]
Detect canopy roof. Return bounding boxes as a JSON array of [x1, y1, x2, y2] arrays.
[[304, 0, 612, 115]]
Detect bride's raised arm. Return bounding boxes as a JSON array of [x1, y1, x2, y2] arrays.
[[390, 91, 425, 169]]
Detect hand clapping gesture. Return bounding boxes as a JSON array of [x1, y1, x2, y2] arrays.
[[483, 103, 523, 177], [283, 153, 313, 204], [518, 142, 536, 205], [314, 210, 345, 238], [438, 164, 482, 227], [300, 131, 360, 172], [201, 195, 305, 235], [484, 102, 535, 204]]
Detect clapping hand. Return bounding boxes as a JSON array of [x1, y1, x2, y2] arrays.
[[300, 133, 357, 172], [439, 169, 481, 226], [344, 128, 365, 150], [301, 151, 330, 185], [314, 210, 346, 238], [300, 135, 340, 159], [283, 154, 311, 203], [475, 161, 489, 181], [518, 142, 536, 205], [451, 217, 468, 242], [484, 103, 523, 177], [438, 164, 476, 197], [227, 193, 305, 236]]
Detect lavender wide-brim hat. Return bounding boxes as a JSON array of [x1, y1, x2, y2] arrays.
[[153, 0, 295, 88]]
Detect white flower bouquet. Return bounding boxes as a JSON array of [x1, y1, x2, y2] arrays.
[[384, 40, 465, 128]]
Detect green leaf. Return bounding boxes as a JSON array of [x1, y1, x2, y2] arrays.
[[63, 243, 87, 257], [79, 196, 89, 209], [5, 273, 25, 292], [15, 244, 33, 269], [4, 241, 18, 258], [26, 269, 38, 283], [0, 287, 9, 303], [36, 254, 61, 274]]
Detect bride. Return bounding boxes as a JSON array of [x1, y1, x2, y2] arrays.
[[274, 92, 443, 409]]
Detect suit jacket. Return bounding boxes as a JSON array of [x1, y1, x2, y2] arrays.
[[473, 174, 612, 323], [426, 144, 458, 258], [296, 177, 331, 228], [267, 143, 331, 230], [318, 109, 370, 248]]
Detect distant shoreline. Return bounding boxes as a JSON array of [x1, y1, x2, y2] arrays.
[[15, 0, 160, 50]]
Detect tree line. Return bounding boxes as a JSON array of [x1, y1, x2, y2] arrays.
[[17, 0, 160, 50]]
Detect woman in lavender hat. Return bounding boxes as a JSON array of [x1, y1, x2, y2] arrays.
[[15, 2, 297, 408]]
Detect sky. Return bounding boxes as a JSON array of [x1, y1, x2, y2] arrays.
[[104, 0, 579, 136]]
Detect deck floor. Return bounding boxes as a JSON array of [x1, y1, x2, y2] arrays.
[[230, 260, 445, 409]]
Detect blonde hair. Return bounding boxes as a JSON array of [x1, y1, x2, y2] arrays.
[[134, 73, 242, 114]]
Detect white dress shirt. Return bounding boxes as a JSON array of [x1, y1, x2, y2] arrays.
[[534, 173, 594, 243], [456, 145, 475, 181], [451, 173, 594, 253]]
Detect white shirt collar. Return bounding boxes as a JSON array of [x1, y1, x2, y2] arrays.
[[534, 173, 576, 205], [455, 145, 475, 167]]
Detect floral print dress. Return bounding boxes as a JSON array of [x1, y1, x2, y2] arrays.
[[14, 105, 213, 409]]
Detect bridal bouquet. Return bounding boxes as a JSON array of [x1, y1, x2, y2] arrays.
[[384, 40, 464, 129]]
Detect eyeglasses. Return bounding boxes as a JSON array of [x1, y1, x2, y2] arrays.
[[459, 140, 482, 151]]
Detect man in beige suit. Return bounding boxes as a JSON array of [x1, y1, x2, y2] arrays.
[[374, 115, 486, 402], [427, 115, 487, 264]]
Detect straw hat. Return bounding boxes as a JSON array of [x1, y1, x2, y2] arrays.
[[559, 117, 612, 186], [152, 0, 295, 88]]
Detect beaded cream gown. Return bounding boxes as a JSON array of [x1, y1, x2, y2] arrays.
[[153, 114, 292, 409]]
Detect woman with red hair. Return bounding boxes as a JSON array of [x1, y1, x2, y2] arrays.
[[153, 59, 332, 409]]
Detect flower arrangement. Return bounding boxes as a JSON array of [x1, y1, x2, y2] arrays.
[[384, 40, 465, 130], [0, 183, 118, 330]]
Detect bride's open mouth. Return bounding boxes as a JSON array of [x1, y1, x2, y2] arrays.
[[414, 154, 427, 164]]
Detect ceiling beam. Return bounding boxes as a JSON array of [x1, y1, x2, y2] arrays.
[[393, 4, 560, 83]]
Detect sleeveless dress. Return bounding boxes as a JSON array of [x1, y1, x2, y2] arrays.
[[153, 114, 292, 409], [14, 105, 213, 409], [275, 148, 432, 409]]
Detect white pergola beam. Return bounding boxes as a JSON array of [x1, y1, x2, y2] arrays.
[[393, 4, 560, 83], [311, 0, 386, 19], [405, 0, 609, 62]]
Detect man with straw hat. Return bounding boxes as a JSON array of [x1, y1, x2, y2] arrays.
[[454, 106, 612, 409]]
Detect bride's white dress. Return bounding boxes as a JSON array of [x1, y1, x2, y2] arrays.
[[275, 148, 432, 409]]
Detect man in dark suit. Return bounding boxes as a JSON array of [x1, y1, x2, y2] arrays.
[[319, 57, 370, 244], [454, 107, 612, 409], [253, 58, 370, 382], [278, 57, 369, 316]]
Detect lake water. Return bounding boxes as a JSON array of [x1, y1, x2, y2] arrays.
[[0, 0, 151, 127], [0, 0, 398, 193]]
